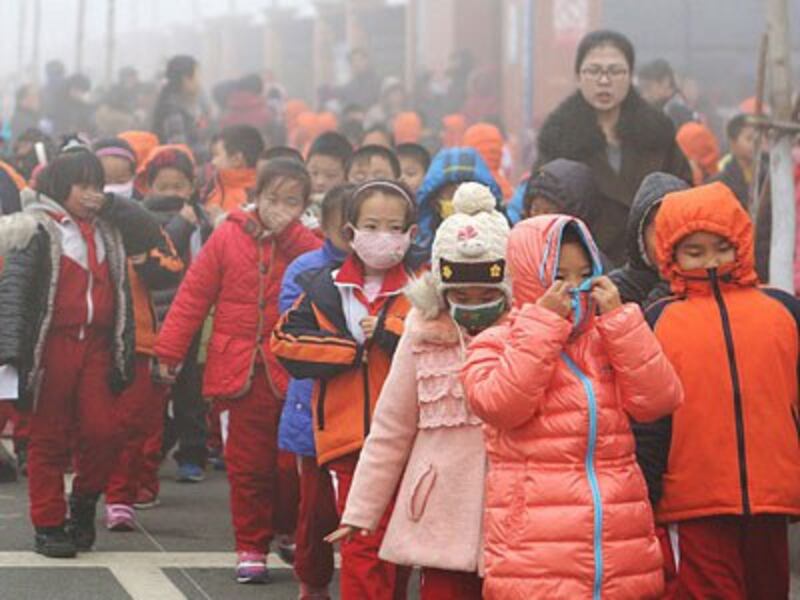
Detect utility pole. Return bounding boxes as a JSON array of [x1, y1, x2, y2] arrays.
[[32, 0, 42, 83], [75, 0, 86, 73], [105, 0, 116, 86], [765, 0, 796, 291], [17, 0, 28, 81]]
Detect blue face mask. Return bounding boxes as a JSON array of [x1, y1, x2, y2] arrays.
[[569, 277, 596, 333]]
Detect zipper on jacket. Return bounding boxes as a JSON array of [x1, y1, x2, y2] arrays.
[[562, 352, 604, 600], [80, 270, 94, 341], [317, 380, 327, 430], [710, 269, 751, 515]]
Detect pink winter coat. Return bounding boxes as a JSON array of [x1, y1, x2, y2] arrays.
[[342, 308, 487, 573], [462, 215, 683, 599]]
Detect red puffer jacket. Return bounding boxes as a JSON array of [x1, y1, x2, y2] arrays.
[[155, 209, 321, 399]]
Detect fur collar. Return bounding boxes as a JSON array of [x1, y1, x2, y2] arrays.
[[538, 90, 677, 161], [0, 211, 40, 256], [405, 308, 461, 345]]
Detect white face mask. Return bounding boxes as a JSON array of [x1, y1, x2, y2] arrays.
[[104, 181, 134, 199]]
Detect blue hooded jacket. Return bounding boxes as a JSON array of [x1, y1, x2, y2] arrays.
[[507, 177, 529, 225], [414, 147, 503, 260], [277, 239, 348, 456]]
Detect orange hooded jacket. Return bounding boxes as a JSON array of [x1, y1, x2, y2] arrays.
[[463, 123, 513, 201], [676, 122, 720, 185], [393, 112, 422, 144], [642, 182, 800, 523], [462, 215, 682, 599]]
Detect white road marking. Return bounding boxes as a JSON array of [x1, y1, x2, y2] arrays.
[[109, 564, 186, 600]]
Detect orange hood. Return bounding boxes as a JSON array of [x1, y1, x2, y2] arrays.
[[463, 123, 503, 171], [134, 144, 196, 195], [119, 131, 160, 168], [393, 112, 422, 144], [507, 215, 603, 309], [286, 99, 310, 131], [676, 122, 720, 179], [655, 182, 758, 294], [442, 114, 467, 147]]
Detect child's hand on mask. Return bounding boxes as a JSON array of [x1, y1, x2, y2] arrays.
[[537, 281, 572, 318], [259, 206, 294, 235], [360, 316, 378, 339], [80, 191, 107, 214], [591, 276, 623, 314]]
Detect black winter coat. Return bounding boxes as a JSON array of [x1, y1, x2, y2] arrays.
[[538, 90, 692, 266]]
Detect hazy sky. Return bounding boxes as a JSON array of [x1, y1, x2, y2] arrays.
[[0, 0, 317, 82]]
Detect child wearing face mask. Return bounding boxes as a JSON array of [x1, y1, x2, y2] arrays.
[[461, 214, 683, 599], [138, 145, 214, 496], [93, 137, 140, 200], [155, 158, 321, 584], [0, 149, 169, 558], [325, 182, 510, 599], [635, 182, 800, 599], [272, 180, 418, 600], [277, 183, 355, 600]]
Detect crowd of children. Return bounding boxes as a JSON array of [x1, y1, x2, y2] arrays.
[[0, 28, 799, 600]]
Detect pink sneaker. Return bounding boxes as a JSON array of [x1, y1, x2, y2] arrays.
[[105, 504, 135, 532], [235, 551, 269, 584]]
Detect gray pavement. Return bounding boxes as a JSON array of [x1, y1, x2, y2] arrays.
[[1, 441, 797, 598], [0, 447, 377, 600]]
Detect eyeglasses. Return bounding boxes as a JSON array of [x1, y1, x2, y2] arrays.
[[580, 65, 630, 81]]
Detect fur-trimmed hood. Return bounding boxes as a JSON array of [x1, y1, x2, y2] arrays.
[[538, 90, 678, 162], [403, 306, 462, 346]]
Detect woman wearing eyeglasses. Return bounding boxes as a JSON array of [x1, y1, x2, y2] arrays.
[[536, 30, 692, 267]]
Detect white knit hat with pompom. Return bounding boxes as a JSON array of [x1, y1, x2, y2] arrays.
[[406, 182, 511, 319]]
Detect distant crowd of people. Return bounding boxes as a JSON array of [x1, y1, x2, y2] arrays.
[[0, 27, 799, 600]]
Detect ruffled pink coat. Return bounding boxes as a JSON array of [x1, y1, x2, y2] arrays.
[[462, 215, 683, 599], [342, 309, 486, 573]]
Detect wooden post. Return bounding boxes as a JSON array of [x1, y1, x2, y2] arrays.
[[765, 0, 796, 291], [17, 0, 28, 80], [75, 0, 86, 73], [105, 0, 116, 86], [32, 0, 42, 83]]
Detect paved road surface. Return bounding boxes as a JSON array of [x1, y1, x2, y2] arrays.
[[0, 437, 797, 598], [0, 439, 422, 599]]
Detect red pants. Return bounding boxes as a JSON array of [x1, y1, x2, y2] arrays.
[[660, 515, 789, 599], [106, 356, 168, 505], [137, 418, 164, 498], [420, 568, 483, 600], [28, 329, 122, 527], [295, 455, 338, 588], [329, 453, 410, 600], [0, 401, 30, 453], [219, 367, 298, 553], [275, 449, 299, 536]]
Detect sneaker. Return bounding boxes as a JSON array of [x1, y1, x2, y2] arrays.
[[299, 583, 331, 600], [133, 488, 160, 510], [176, 463, 205, 483], [208, 447, 226, 471], [235, 551, 270, 584], [35, 526, 77, 558], [66, 493, 99, 551], [275, 533, 296, 565], [105, 504, 136, 532]]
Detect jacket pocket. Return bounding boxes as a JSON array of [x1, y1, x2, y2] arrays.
[[407, 463, 437, 522]]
